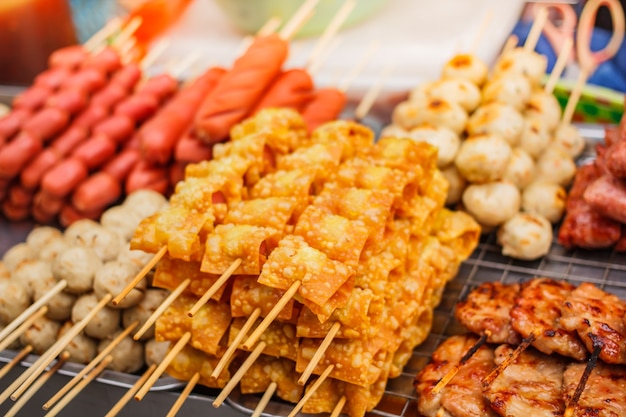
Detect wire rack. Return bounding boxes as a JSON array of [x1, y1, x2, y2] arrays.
[[226, 217, 626, 417]]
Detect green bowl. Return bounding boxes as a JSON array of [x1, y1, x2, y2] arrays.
[[552, 80, 624, 125], [213, 0, 388, 38]]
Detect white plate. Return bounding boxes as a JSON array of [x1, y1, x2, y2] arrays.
[[155, 0, 525, 94]]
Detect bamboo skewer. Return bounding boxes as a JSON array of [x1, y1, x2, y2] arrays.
[[170, 51, 203, 80], [431, 331, 491, 395], [236, 16, 283, 56], [298, 321, 341, 385], [564, 342, 602, 417], [501, 34, 519, 56], [113, 246, 167, 306], [211, 307, 261, 380], [544, 37, 573, 95], [104, 364, 157, 417], [135, 332, 192, 401], [7, 293, 113, 402], [0, 280, 65, 343], [134, 279, 190, 340], [165, 372, 200, 417], [84, 17, 123, 52], [469, 10, 494, 54], [0, 345, 33, 381], [482, 332, 536, 387], [330, 395, 347, 417], [0, 306, 48, 353], [43, 321, 139, 410], [3, 352, 70, 417], [242, 281, 301, 350], [140, 39, 171, 71], [279, 0, 320, 40], [111, 16, 143, 49], [213, 341, 267, 408], [288, 364, 335, 417], [339, 40, 380, 93], [305, 0, 356, 69], [524, 6, 549, 52], [354, 64, 394, 120], [187, 258, 242, 317], [44, 355, 114, 417], [251, 381, 277, 417]]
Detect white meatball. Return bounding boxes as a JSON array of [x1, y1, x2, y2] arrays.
[[144, 338, 170, 368], [552, 123, 585, 158], [52, 246, 102, 294], [93, 260, 145, 309], [462, 182, 521, 227], [20, 316, 62, 354], [441, 165, 467, 206], [408, 81, 436, 103], [392, 98, 467, 135], [72, 293, 121, 339], [58, 321, 97, 364], [101, 205, 143, 242], [98, 331, 145, 373], [522, 182, 567, 223], [39, 236, 69, 263], [455, 133, 512, 183], [492, 47, 548, 86], [11, 259, 55, 298], [2, 243, 36, 272], [0, 262, 10, 281], [525, 89, 562, 132], [441, 53, 489, 86], [33, 277, 76, 321], [65, 219, 124, 262], [503, 148, 536, 190], [379, 124, 410, 139], [26, 226, 63, 253], [0, 324, 21, 350], [466, 102, 524, 146], [0, 281, 30, 324], [116, 243, 154, 270], [123, 189, 168, 220], [408, 124, 460, 168], [535, 145, 577, 186], [519, 117, 551, 159], [122, 288, 169, 341], [497, 213, 553, 260], [481, 73, 532, 111], [427, 78, 481, 112]]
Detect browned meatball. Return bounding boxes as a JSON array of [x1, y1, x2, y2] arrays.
[[122, 289, 168, 340], [72, 293, 121, 339], [20, 315, 62, 354], [98, 331, 144, 373]]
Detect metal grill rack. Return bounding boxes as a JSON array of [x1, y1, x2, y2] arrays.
[[227, 224, 626, 417]]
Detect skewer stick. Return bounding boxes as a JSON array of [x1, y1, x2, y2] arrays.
[[134, 278, 190, 340], [339, 40, 380, 92], [44, 355, 114, 417], [113, 246, 167, 305], [298, 321, 341, 385], [524, 6, 549, 52], [431, 331, 491, 395], [354, 64, 394, 120], [211, 307, 261, 379], [187, 258, 242, 317], [212, 341, 267, 407], [543, 38, 574, 94], [308, 36, 343, 76], [242, 281, 301, 350], [111, 16, 143, 48], [84, 17, 123, 52], [9, 293, 113, 401], [482, 331, 536, 387], [170, 50, 202, 80], [3, 352, 70, 417], [544, 37, 573, 95], [469, 10, 494, 54], [0, 306, 48, 352], [330, 395, 347, 417], [140, 39, 171, 71], [288, 364, 335, 417], [165, 372, 200, 417], [305, 0, 357, 69], [104, 364, 157, 417], [279, 0, 320, 40], [135, 332, 192, 401], [236, 16, 283, 56], [501, 34, 519, 56], [0, 280, 65, 343], [564, 342, 602, 417], [251, 381, 277, 417], [0, 345, 33, 381], [43, 321, 139, 410]]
